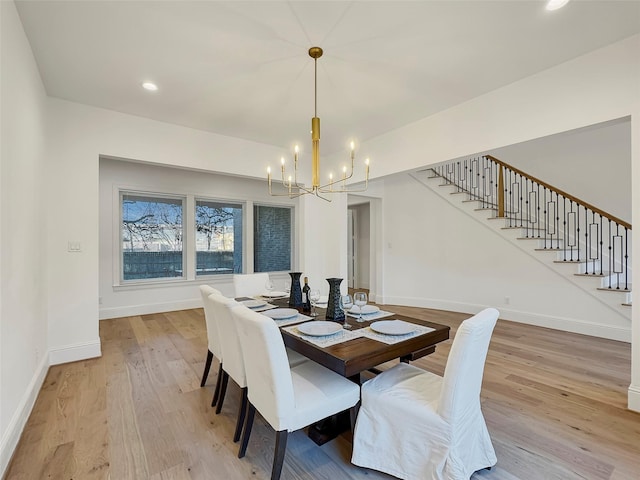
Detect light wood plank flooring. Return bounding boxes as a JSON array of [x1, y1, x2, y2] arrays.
[[5, 306, 639, 479]]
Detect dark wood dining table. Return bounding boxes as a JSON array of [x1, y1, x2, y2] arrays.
[[274, 298, 451, 382]]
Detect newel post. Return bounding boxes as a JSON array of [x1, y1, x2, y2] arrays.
[[497, 164, 505, 218]]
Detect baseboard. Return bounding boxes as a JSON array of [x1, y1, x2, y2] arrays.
[[49, 339, 102, 365], [629, 385, 640, 413], [0, 353, 49, 478], [99, 298, 202, 320], [381, 296, 631, 343]]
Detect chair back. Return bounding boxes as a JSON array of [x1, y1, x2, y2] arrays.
[[200, 285, 222, 358], [437, 308, 498, 425], [233, 272, 269, 297], [231, 305, 295, 429], [210, 294, 246, 388]]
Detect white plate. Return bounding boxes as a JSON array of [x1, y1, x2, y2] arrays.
[[297, 321, 342, 337], [370, 320, 416, 336], [349, 304, 380, 315], [262, 308, 299, 320], [241, 299, 267, 309], [262, 291, 288, 298]]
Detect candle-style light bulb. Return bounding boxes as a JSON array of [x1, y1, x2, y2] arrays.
[[365, 158, 370, 178], [350, 141, 355, 160]]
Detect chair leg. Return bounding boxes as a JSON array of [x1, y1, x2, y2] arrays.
[[233, 387, 248, 443], [215, 371, 229, 414], [238, 403, 256, 458], [201, 350, 213, 387], [271, 430, 288, 480], [349, 402, 360, 433], [211, 362, 224, 407]]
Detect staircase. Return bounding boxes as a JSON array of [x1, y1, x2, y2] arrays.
[[410, 155, 632, 319]]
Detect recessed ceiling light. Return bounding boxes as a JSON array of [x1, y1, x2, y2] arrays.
[[142, 82, 158, 92], [546, 0, 570, 11]]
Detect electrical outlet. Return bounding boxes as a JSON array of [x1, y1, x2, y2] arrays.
[[504, 296, 511, 305]]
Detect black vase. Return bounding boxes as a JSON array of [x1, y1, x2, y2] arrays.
[[288, 272, 303, 307], [325, 278, 345, 321]]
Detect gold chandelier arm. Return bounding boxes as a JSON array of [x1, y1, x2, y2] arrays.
[[318, 176, 368, 194]]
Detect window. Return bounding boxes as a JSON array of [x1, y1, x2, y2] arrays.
[[195, 200, 243, 275], [121, 193, 184, 280], [253, 205, 292, 272], [117, 188, 294, 285]]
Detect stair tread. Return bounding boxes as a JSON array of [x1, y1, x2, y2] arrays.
[[525, 240, 565, 243], [501, 227, 546, 231], [574, 273, 606, 277], [597, 287, 632, 293]]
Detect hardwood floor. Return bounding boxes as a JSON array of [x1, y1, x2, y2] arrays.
[[5, 306, 639, 479]]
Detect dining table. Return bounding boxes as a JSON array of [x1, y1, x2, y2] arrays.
[[257, 296, 451, 444]]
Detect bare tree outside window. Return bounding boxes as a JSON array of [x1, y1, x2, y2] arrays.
[[121, 193, 184, 280], [195, 200, 243, 275]]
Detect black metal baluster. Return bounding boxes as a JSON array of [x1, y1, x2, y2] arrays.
[[576, 205, 581, 262], [599, 215, 604, 276], [624, 227, 629, 290], [543, 187, 548, 249]]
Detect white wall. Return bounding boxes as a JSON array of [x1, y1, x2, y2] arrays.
[[298, 193, 347, 297], [0, 1, 49, 473], [630, 112, 640, 411], [358, 34, 640, 179], [99, 158, 298, 319]]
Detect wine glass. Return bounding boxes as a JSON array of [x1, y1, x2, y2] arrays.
[[340, 294, 354, 329], [309, 289, 321, 317], [354, 292, 368, 322], [264, 278, 274, 297], [283, 278, 291, 294], [309, 288, 320, 317]]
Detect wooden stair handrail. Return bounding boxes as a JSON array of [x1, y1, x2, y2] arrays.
[[486, 155, 631, 230]]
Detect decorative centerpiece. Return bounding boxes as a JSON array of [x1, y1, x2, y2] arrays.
[[288, 272, 303, 307], [325, 278, 345, 321]]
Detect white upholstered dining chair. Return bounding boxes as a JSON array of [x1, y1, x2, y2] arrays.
[[199, 285, 223, 399], [232, 306, 360, 480], [233, 272, 269, 297], [351, 308, 499, 480], [209, 294, 308, 443], [208, 294, 248, 441]]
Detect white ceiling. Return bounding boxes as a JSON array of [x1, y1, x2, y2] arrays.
[[15, 1, 640, 155]]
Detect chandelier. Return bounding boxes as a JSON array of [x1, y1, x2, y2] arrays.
[[267, 47, 370, 201]]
